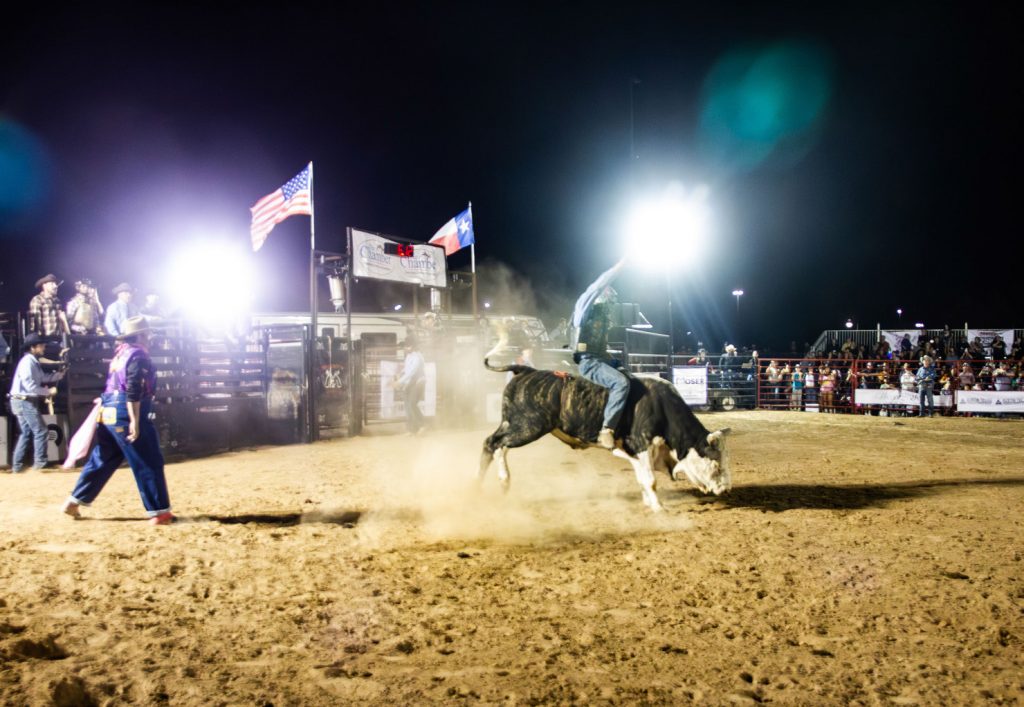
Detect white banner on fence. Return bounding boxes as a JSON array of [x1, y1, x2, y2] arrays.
[[379, 360, 437, 419], [881, 329, 919, 354], [967, 329, 1013, 357], [955, 390, 1024, 413], [672, 366, 708, 406], [854, 388, 953, 408], [351, 229, 447, 288]]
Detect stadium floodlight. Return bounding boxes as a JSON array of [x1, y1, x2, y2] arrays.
[[164, 240, 254, 330], [624, 183, 711, 268], [845, 318, 854, 329], [393, 304, 402, 311], [914, 322, 925, 328], [732, 289, 744, 311], [483, 301, 492, 309]]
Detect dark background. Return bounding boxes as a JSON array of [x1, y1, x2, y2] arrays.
[[1, 2, 1019, 352]]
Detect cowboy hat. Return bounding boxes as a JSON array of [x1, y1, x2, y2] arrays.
[[117, 316, 150, 338], [111, 282, 134, 295], [35, 274, 61, 288], [22, 333, 46, 349]]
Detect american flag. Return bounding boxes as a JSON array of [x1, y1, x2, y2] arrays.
[[250, 163, 312, 252]]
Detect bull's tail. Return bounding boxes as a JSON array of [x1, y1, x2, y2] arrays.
[[484, 358, 535, 375]]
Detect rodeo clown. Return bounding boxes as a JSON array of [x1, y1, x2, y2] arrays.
[[62, 316, 173, 525], [570, 257, 629, 449]]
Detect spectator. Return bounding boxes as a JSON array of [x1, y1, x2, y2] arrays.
[[991, 334, 1007, 362], [993, 364, 1011, 392], [957, 362, 976, 391], [819, 364, 837, 413], [104, 283, 140, 337], [916, 355, 937, 417], [804, 364, 817, 408], [7, 333, 65, 472], [790, 363, 804, 410], [899, 333, 913, 360], [967, 336, 985, 363], [687, 348, 709, 365], [978, 363, 993, 390], [66, 278, 105, 335], [61, 316, 173, 524], [765, 359, 783, 407], [27, 274, 70, 338]]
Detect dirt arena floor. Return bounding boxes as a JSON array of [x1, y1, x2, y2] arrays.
[[1, 411, 1022, 706]]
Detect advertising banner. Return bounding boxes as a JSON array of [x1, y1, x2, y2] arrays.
[[854, 388, 953, 408], [379, 360, 438, 419], [955, 390, 1024, 413], [672, 366, 708, 406], [351, 229, 447, 288], [967, 329, 1014, 357], [881, 329, 919, 354]]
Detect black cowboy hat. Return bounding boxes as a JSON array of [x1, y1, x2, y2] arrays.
[[35, 274, 61, 288], [23, 333, 46, 348]]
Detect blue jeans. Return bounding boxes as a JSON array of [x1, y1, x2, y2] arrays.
[[11, 397, 48, 471], [69, 395, 170, 516], [577, 356, 630, 430], [404, 379, 425, 433], [918, 385, 935, 416]]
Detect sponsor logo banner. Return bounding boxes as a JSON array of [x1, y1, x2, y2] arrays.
[[967, 329, 1014, 357], [854, 388, 953, 407], [351, 229, 447, 288], [955, 390, 1024, 413], [672, 366, 708, 406]]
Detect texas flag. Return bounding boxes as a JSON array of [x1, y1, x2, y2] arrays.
[[428, 205, 474, 256]]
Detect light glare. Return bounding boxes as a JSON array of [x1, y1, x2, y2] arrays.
[[624, 185, 711, 268]]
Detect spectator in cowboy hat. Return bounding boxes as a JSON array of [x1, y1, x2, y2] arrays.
[[66, 278, 106, 335], [62, 316, 174, 524], [104, 282, 140, 337], [27, 273, 70, 338], [7, 333, 65, 472]]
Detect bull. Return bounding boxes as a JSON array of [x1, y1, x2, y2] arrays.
[[480, 359, 731, 512]]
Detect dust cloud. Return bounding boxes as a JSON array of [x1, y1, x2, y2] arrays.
[[349, 433, 694, 547]]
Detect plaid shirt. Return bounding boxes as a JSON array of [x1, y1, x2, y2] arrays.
[[28, 292, 67, 336]]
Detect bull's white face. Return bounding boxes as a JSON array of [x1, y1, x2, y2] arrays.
[[671, 430, 731, 495]]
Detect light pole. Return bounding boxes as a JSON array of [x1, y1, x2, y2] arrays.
[[732, 289, 744, 311], [897, 308, 903, 325]]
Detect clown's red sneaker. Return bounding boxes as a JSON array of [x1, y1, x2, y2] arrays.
[[149, 512, 175, 526]]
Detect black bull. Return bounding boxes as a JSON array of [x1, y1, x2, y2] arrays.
[[480, 360, 732, 511]]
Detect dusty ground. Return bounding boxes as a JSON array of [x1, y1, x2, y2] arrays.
[[1, 411, 1022, 705]]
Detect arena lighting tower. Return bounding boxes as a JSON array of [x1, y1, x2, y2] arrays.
[[624, 184, 712, 373], [732, 289, 744, 311]]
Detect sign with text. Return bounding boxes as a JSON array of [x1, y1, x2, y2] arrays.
[[672, 366, 708, 406], [351, 229, 447, 288], [955, 390, 1024, 413], [854, 388, 953, 408]]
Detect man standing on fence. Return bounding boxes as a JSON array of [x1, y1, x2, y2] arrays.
[[916, 355, 937, 417], [61, 316, 173, 524], [27, 274, 70, 338], [104, 282, 140, 337]]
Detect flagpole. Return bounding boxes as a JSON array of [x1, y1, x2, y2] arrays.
[[308, 161, 318, 442], [469, 202, 477, 319]]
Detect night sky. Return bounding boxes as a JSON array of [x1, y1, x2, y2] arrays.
[[1, 3, 1019, 352]]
